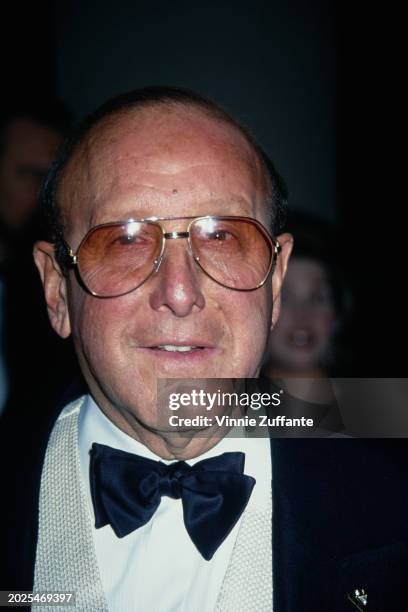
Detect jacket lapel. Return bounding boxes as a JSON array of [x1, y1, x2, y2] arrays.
[[215, 482, 272, 610], [33, 396, 108, 611]]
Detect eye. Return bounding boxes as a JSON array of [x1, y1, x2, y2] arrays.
[[111, 233, 151, 247], [307, 290, 333, 308], [116, 234, 137, 245], [206, 230, 235, 241]]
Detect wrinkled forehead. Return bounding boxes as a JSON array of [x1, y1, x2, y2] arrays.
[[57, 105, 270, 233]]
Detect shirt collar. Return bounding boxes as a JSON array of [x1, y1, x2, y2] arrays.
[[78, 393, 271, 510]]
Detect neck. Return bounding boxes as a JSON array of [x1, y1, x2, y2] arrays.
[[262, 364, 334, 404], [92, 395, 234, 461], [263, 363, 327, 380]]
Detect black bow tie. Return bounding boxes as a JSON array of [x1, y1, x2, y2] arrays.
[[90, 443, 255, 560]]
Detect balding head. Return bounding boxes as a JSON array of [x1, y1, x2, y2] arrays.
[[40, 87, 287, 268], [59, 103, 271, 242]]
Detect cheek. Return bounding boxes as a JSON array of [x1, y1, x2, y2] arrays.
[[313, 310, 337, 340], [68, 293, 159, 423], [227, 290, 271, 374], [68, 287, 129, 371]]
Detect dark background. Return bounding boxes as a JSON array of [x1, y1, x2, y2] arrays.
[[1, 0, 402, 375]]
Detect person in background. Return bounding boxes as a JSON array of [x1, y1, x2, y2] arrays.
[[0, 104, 67, 251], [262, 211, 352, 412], [0, 99, 80, 418], [262, 211, 352, 380]]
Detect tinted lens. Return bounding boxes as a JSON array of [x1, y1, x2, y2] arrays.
[[190, 217, 273, 290], [77, 221, 163, 297]]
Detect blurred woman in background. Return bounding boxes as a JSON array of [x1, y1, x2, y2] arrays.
[[262, 211, 352, 408]]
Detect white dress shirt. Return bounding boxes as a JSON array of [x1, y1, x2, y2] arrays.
[[78, 395, 271, 612]]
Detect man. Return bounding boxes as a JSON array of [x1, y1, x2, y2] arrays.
[[32, 86, 292, 611], [3, 88, 408, 611]]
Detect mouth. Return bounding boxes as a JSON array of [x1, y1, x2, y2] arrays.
[[287, 330, 316, 350], [154, 345, 205, 353], [140, 342, 216, 363]]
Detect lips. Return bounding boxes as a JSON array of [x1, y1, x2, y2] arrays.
[[139, 341, 216, 364], [155, 345, 202, 353], [143, 339, 215, 351], [287, 329, 315, 349]]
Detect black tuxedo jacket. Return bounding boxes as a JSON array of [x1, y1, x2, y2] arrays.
[[2, 409, 408, 611]]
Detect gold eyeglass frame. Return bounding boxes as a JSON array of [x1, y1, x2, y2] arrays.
[[63, 215, 281, 298]]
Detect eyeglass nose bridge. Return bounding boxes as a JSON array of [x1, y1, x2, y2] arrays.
[[163, 231, 190, 240], [153, 229, 199, 276]]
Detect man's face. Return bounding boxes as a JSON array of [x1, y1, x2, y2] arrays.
[[36, 106, 291, 433], [0, 118, 62, 229]]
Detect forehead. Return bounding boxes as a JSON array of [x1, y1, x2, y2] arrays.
[[285, 257, 330, 291], [59, 105, 269, 238], [4, 118, 61, 162]]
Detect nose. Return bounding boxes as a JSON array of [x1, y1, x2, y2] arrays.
[[148, 238, 205, 317]]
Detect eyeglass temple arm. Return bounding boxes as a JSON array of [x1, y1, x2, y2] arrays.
[[57, 241, 77, 268], [67, 248, 77, 265]]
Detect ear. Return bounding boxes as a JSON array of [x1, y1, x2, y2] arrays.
[[33, 240, 71, 339], [271, 232, 293, 329]]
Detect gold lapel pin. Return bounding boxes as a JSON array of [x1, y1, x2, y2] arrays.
[[347, 588, 367, 610]]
